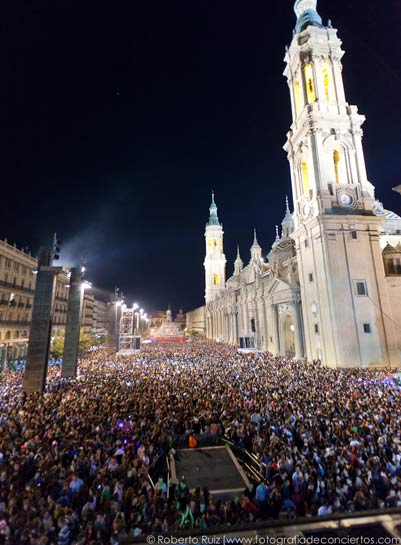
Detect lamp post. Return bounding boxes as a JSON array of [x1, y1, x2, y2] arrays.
[[114, 286, 124, 352]]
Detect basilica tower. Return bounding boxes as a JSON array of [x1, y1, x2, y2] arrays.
[[283, 0, 399, 367], [204, 193, 226, 304]]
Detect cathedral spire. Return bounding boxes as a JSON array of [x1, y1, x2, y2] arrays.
[[282, 196, 295, 238], [275, 225, 280, 242], [250, 229, 262, 262], [208, 191, 220, 226], [294, 0, 323, 33], [234, 245, 243, 275], [251, 228, 260, 249]]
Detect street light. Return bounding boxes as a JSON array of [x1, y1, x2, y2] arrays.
[[81, 281, 92, 291]]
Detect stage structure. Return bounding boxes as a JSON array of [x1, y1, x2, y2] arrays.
[[118, 307, 140, 353]]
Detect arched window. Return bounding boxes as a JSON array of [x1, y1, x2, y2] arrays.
[[14, 331, 19, 339], [301, 159, 310, 193], [333, 147, 347, 184], [322, 63, 331, 102], [5, 331, 10, 340], [294, 79, 302, 115], [213, 273, 219, 286], [304, 64, 316, 103]]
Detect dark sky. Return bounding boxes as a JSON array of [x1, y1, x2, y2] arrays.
[[1, 1, 401, 313]]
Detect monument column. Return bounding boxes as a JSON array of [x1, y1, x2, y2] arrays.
[[293, 299, 304, 360], [271, 304, 280, 356]]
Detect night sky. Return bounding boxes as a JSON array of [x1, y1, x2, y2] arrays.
[[1, 1, 401, 313]]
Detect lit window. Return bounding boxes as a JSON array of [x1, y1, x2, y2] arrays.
[[294, 79, 302, 115], [213, 274, 219, 286], [322, 63, 331, 102], [333, 147, 347, 184], [304, 64, 316, 103], [301, 160, 310, 193]]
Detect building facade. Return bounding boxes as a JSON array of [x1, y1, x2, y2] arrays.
[[204, 0, 401, 368], [186, 306, 206, 335], [0, 239, 73, 365], [0, 239, 112, 366]]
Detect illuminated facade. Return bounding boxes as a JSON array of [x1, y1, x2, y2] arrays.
[[0, 239, 69, 365], [0, 238, 111, 367], [204, 0, 401, 367], [204, 193, 226, 305]]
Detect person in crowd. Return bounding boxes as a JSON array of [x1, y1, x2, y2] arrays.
[[1, 341, 401, 544]]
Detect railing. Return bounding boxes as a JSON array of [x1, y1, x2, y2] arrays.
[[0, 320, 30, 326], [0, 279, 34, 293], [120, 507, 401, 544]]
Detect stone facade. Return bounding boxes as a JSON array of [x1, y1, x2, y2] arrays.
[[186, 306, 205, 335], [0, 239, 69, 365], [203, 1, 401, 368], [0, 238, 112, 366]]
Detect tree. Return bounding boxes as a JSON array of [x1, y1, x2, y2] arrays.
[[50, 328, 104, 359], [79, 329, 98, 353], [51, 333, 65, 359]]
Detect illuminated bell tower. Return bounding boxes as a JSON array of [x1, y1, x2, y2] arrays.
[[283, 0, 399, 367], [204, 192, 226, 303], [284, 0, 375, 216]]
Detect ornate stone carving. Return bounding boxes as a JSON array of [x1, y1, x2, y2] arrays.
[[278, 302, 294, 316]]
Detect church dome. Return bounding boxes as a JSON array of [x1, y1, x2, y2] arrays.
[[294, 0, 323, 33]]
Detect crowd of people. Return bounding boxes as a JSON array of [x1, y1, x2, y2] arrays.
[[1, 341, 401, 544]]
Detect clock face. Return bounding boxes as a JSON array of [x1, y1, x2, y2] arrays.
[[339, 192, 353, 206]]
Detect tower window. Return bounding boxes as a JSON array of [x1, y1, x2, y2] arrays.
[[322, 63, 331, 102], [213, 273, 219, 286], [333, 149, 341, 183], [301, 159, 310, 193], [314, 324, 319, 334], [309, 273, 314, 282], [294, 79, 302, 116], [304, 64, 316, 103], [351, 230, 357, 240], [333, 147, 347, 184], [363, 323, 371, 334], [355, 281, 368, 297]]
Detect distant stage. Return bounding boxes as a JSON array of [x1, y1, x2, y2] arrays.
[[150, 337, 187, 343]]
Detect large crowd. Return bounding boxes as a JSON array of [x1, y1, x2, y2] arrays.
[[1, 341, 401, 544]]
